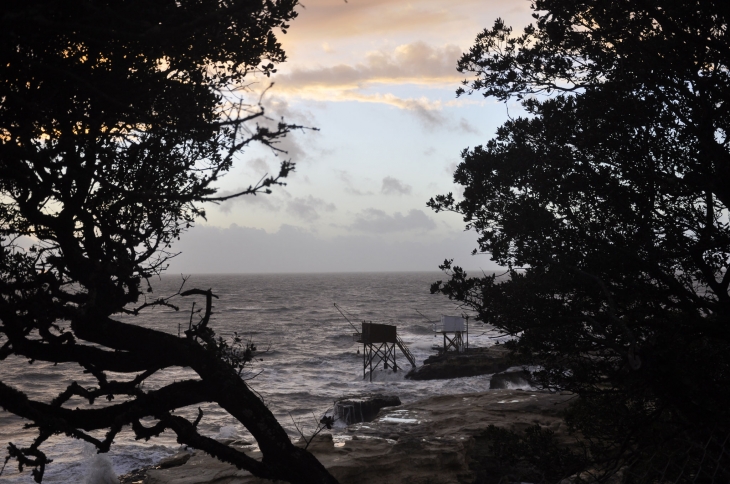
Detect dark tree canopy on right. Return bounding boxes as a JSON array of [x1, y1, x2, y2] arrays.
[[431, 1, 730, 481]]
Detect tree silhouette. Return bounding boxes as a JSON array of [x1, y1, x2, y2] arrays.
[[430, 1, 730, 481], [0, 2, 337, 483]]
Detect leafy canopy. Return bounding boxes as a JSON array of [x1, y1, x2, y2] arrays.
[[0, 2, 338, 483], [430, 1, 730, 481]]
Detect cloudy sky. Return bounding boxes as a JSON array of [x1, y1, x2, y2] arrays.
[[169, 0, 534, 274]]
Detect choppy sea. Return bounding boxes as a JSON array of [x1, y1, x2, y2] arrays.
[[0, 272, 510, 483]]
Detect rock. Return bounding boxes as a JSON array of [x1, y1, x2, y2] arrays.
[[333, 394, 401, 424], [328, 435, 471, 484], [406, 346, 521, 380], [559, 466, 627, 484], [156, 451, 191, 469], [143, 390, 574, 484], [118, 467, 147, 484], [143, 450, 254, 484], [294, 433, 335, 452], [489, 370, 534, 389]]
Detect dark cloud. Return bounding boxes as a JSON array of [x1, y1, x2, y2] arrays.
[[444, 160, 461, 176], [246, 157, 272, 175], [345, 187, 374, 196], [381, 176, 412, 196], [286, 196, 336, 222], [458, 117, 480, 134], [406, 100, 448, 129], [216, 190, 281, 213], [349, 208, 436, 233], [337, 170, 374, 196], [246, 96, 318, 164]]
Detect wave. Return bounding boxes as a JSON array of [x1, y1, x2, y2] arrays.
[[2, 273, 471, 482], [404, 323, 434, 335]]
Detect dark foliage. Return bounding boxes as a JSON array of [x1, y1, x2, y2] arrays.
[[0, 1, 337, 483], [430, 1, 730, 482], [469, 424, 586, 484]]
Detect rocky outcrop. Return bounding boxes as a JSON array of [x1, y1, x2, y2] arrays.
[[156, 451, 192, 469], [141, 389, 573, 484], [406, 345, 522, 380], [119, 468, 147, 484], [333, 394, 401, 425]]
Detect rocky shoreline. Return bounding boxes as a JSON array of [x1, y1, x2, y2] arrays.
[[405, 345, 522, 380], [120, 389, 573, 484], [119, 346, 554, 484]]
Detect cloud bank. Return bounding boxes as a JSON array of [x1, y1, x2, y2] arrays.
[[168, 224, 494, 273], [348, 208, 436, 233], [277, 42, 462, 92], [282, 0, 531, 43]]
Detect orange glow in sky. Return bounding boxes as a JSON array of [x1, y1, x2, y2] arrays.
[[171, 0, 534, 273]]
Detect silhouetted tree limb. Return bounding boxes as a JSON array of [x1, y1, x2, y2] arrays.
[[0, 1, 338, 483], [433, 1, 730, 481]]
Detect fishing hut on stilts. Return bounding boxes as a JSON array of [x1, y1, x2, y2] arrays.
[[433, 315, 468, 353], [335, 304, 416, 381]]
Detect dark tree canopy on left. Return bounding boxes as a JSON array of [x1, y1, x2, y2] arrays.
[[0, 2, 338, 483]]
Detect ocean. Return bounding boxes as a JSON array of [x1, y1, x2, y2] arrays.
[[0, 272, 507, 483]]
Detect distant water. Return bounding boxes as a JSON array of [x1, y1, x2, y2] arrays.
[[0, 272, 507, 483]]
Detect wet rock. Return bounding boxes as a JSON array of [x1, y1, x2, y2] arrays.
[[406, 346, 521, 380], [143, 390, 574, 484], [489, 370, 534, 389], [334, 394, 401, 424], [294, 432, 335, 452], [156, 451, 191, 469], [118, 467, 147, 484]]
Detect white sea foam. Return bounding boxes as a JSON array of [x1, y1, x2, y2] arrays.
[[380, 417, 418, 424], [503, 381, 536, 391], [82, 444, 117, 484], [215, 425, 242, 441]]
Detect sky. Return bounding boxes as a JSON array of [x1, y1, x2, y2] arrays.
[[168, 0, 535, 274]]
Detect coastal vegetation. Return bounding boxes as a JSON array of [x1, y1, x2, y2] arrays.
[[430, 1, 730, 482], [0, 1, 338, 483]]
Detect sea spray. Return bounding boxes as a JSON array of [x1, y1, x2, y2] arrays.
[[82, 443, 117, 484]]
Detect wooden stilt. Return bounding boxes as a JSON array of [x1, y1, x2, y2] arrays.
[[360, 322, 416, 380]]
